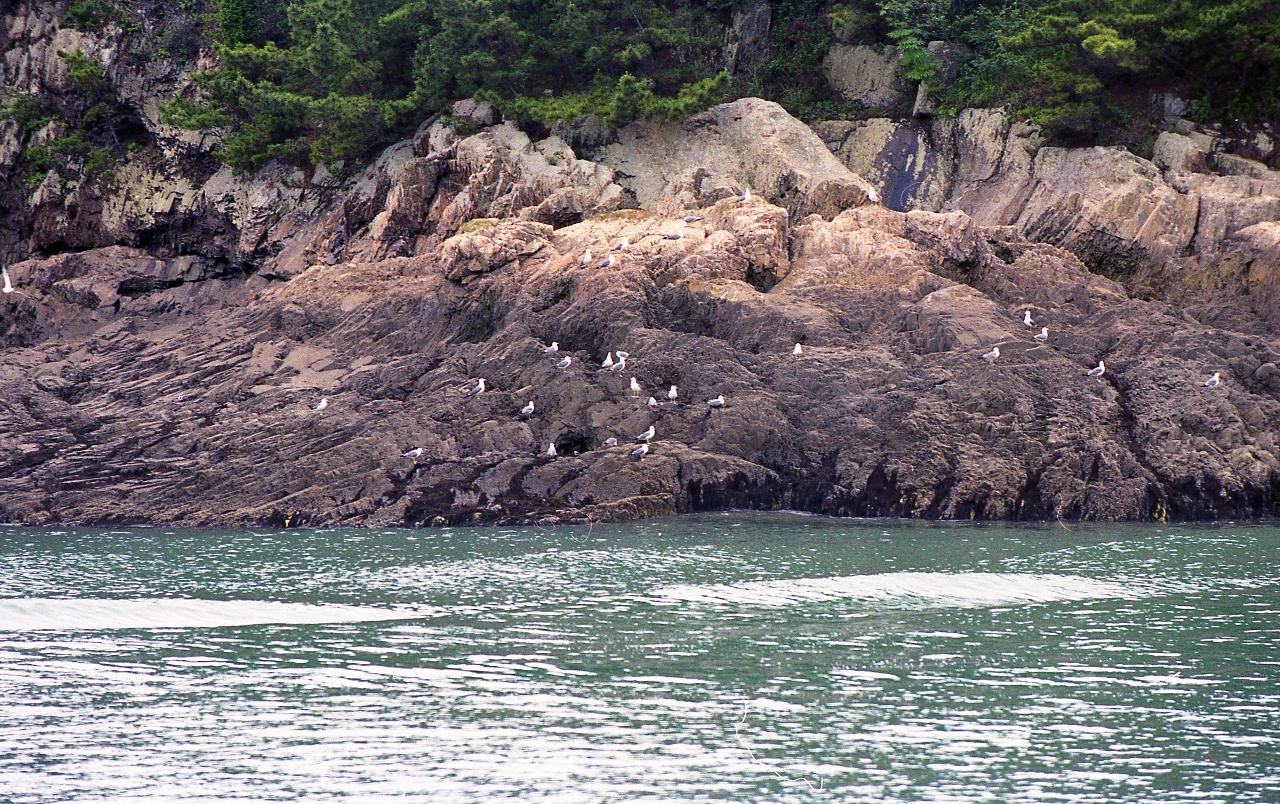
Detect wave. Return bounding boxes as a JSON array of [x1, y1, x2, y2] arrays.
[[650, 572, 1151, 609], [0, 598, 432, 631]]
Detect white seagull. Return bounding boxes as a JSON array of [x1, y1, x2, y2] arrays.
[[547, 442, 557, 457], [597, 254, 616, 269], [612, 237, 629, 252], [520, 400, 535, 416], [556, 356, 572, 369], [683, 215, 703, 223], [707, 394, 726, 409], [314, 397, 328, 411], [663, 230, 683, 241], [1, 266, 17, 295], [739, 187, 752, 204], [630, 376, 641, 396], [981, 346, 1000, 362], [610, 356, 627, 372], [604, 437, 618, 447], [602, 352, 614, 368], [867, 186, 880, 205], [1202, 372, 1222, 388], [1087, 360, 1106, 379], [1034, 327, 1049, 343], [632, 443, 650, 459], [648, 396, 659, 408], [667, 385, 678, 401], [793, 343, 803, 356], [636, 425, 655, 442], [615, 350, 630, 360], [544, 341, 559, 355], [580, 249, 592, 266], [403, 447, 423, 459], [465, 378, 486, 397], [1023, 309, 1035, 328]]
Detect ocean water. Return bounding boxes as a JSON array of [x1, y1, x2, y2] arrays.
[[1, 514, 1277, 802]]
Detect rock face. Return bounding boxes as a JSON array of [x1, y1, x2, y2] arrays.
[[823, 44, 906, 111], [821, 109, 1280, 331], [3, 99, 1279, 527]]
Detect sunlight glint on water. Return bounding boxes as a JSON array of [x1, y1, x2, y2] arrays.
[[0, 514, 1277, 802]]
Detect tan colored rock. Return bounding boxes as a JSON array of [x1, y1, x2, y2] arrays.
[[823, 44, 904, 109]]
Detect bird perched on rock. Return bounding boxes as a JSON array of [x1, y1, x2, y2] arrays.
[[630, 377, 641, 396], [547, 442, 557, 457], [707, 394, 726, 409], [520, 400, 535, 416], [739, 187, 752, 204], [604, 437, 618, 447], [314, 397, 328, 411], [683, 215, 703, 223], [612, 237, 629, 252], [636, 425, 655, 442], [867, 186, 880, 205], [663, 231, 683, 241], [602, 352, 614, 368], [648, 396, 659, 408], [668, 385, 678, 401], [544, 341, 559, 355], [1023, 310, 1035, 328], [615, 350, 630, 361], [1087, 360, 1106, 379], [556, 356, 571, 369], [981, 347, 1000, 362], [610, 355, 627, 372], [1, 266, 18, 295], [580, 249, 592, 266], [1202, 372, 1222, 388], [632, 443, 649, 459], [465, 378, 486, 397], [793, 343, 803, 356], [1034, 327, 1049, 343], [597, 254, 616, 269], [403, 447, 423, 459]]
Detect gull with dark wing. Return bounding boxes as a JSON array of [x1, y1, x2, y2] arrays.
[[631, 443, 650, 459], [464, 378, 486, 397], [1034, 327, 1049, 343], [1087, 360, 1106, 379], [556, 356, 572, 369], [1202, 372, 1222, 388], [604, 437, 618, 447], [612, 236, 629, 252], [544, 341, 559, 355], [636, 425, 655, 442], [403, 447, 423, 459], [707, 394, 726, 409], [981, 346, 1000, 362]]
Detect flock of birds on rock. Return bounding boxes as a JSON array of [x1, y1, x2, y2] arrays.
[[454, 337, 752, 462], [982, 308, 1222, 389]]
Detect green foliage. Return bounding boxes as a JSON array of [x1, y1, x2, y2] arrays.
[[65, 0, 117, 30], [1, 92, 55, 137]]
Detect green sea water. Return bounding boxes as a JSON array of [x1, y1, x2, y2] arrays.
[[1, 514, 1277, 802]]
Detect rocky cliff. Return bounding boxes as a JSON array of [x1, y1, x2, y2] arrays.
[[2, 6, 1279, 526]]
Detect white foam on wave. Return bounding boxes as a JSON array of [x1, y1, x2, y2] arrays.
[[651, 572, 1149, 609], [0, 598, 432, 631]]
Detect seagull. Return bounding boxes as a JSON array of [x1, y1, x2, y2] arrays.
[[636, 425, 655, 442], [544, 341, 559, 355], [1202, 372, 1221, 388], [464, 378, 486, 397], [1023, 310, 1035, 328], [867, 186, 880, 204], [663, 230, 683, 241], [580, 249, 592, 266], [739, 187, 752, 204], [547, 442, 557, 457], [667, 385, 678, 401], [631, 443, 649, 459], [793, 343, 803, 356], [707, 394, 726, 409], [402, 447, 423, 459], [1, 266, 17, 295], [597, 254, 616, 269], [648, 396, 659, 408], [612, 237, 629, 252], [1087, 360, 1106, 379], [683, 215, 703, 223], [314, 398, 328, 411], [981, 346, 1000, 362], [630, 377, 641, 396], [602, 352, 614, 368], [610, 356, 627, 372], [615, 351, 630, 360], [604, 437, 618, 447], [1034, 327, 1049, 342], [520, 400, 535, 416], [556, 356, 571, 369]]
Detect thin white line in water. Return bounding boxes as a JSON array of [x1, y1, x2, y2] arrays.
[[735, 702, 825, 793]]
